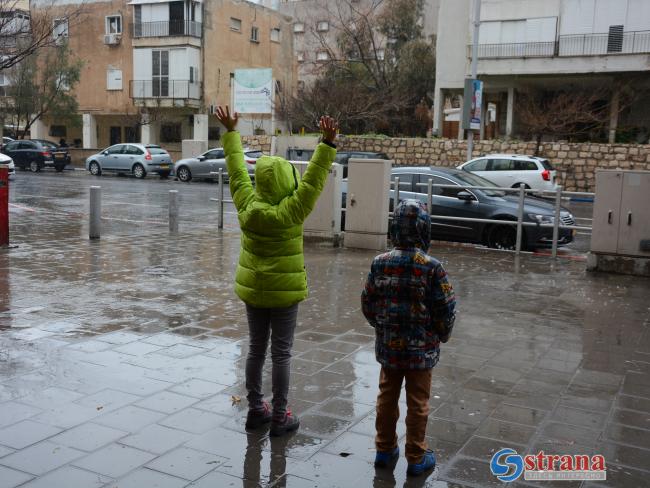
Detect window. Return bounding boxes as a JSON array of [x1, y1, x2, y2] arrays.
[[49, 125, 67, 137], [316, 50, 329, 61], [316, 21, 329, 32], [152, 50, 169, 97], [230, 17, 241, 32], [20, 141, 37, 149], [189, 66, 195, 83], [297, 51, 305, 62], [53, 18, 68, 41], [271, 28, 281, 42], [293, 22, 304, 33], [607, 25, 624, 53], [205, 149, 225, 159], [515, 160, 538, 171], [5, 141, 19, 151], [123, 145, 143, 155], [125, 126, 138, 143], [489, 159, 514, 171], [208, 127, 221, 141], [391, 173, 414, 192], [161, 124, 182, 143], [250, 26, 259, 42], [105, 15, 122, 35], [105, 145, 123, 155], [106, 68, 122, 90], [432, 176, 463, 198], [466, 159, 488, 171]]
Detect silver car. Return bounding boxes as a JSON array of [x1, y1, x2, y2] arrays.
[[174, 147, 262, 182], [86, 144, 173, 179]]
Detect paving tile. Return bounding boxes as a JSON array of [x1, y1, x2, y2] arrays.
[[604, 423, 650, 450], [0, 402, 43, 428], [104, 468, 188, 488], [442, 457, 504, 487], [32, 403, 101, 429], [74, 389, 141, 412], [0, 446, 14, 458], [609, 408, 650, 429], [155, 344, 209, 359], [134, 391, 198, 414], [50, 422, 128, 452], [598, 440, 650, 472], [317, 398, 374, 420], [0, 420, 62, 449], [323, 431, 376, 462], [0, 441, 85, 476], [260, 432, 328, 461], [18, 387, 85, 408], [17, 466, 111, 488], [193, 393, 248, 416], [95, 331, 143, 345], [169, 379, 227, 399], [95, 405, 166, 432], [185, 427, 254, 457], [142, 333, 191, 347], [160, 407, 227, 434], [0, 465, 33, 488], [458, 435, 525, 463], [288, 451, 371, 486], [113, 341, 165, 356], [146, 447, 226, 481], [120, 423, 194, 455], [187, 470, 241, 487], [492, 403, 548, 426], [475, 418, 536, 445], [550, 405, 608, 430], [297, 414, 352, 439], [72, 443, 156, 478], [65, 340, 113, 353]]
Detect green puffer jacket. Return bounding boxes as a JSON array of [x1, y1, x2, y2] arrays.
[[223, 131, 336, 308]]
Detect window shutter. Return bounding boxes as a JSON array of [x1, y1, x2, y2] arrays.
[[607, 24, 624, 52]]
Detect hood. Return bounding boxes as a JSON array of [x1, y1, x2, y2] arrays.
[[254, 156, 300, 205], [390, 199, 431, 249]]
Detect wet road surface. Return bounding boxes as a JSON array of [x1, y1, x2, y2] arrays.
[[0, 171, 648, 487]]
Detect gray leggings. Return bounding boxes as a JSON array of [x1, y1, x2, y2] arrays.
[[245, 303, 299, 417]]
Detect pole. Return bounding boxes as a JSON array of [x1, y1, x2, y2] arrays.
[[218, 168, 224, 229], [551, 185, 563, 259], [0, 166, 8, 247], [394, 176, 400, 210], [515, 183, 525, 255], [89, 186, 101, 240], [427, 178, 433, 215], [169, 190, 178, 234], [467, 0, 481, 160]]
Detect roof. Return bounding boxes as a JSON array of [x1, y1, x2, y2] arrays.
[[477, 154, 548, 160], [392, 166, 462, 176]]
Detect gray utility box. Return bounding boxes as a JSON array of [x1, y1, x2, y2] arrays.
[[589, 170, 650, 276]]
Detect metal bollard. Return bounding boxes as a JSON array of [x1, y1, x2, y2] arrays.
[[427, 178, 433, 214], [551, 185, 563, 259], [218, 168, 224, 229], [515, 183, 525, 255], [169, 190, 179, 234], [89, 186, 101, 240], [394, 176, 400, 208]]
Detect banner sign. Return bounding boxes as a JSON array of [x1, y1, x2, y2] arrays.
[[462, 78, 483, 131], [233, 68, 273, 114]]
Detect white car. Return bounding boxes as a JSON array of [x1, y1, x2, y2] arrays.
[[0, 153, 15, 180], [458, 154, 558, 191]]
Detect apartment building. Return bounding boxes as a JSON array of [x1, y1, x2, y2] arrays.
[[433, 0, 650, 143], [25, 0, 295, 149], [277, 0, 439, 86]]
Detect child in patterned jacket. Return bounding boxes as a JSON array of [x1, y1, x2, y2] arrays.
[[362, 199, 456, 477]]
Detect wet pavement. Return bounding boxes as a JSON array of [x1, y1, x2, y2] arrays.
[[0, 172, 649, 487]]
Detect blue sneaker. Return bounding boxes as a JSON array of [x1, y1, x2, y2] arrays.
[[407, 450, 436, 476], [374, 446, 399, 468]]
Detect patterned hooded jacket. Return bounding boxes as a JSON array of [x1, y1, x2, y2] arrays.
[[361, 200, 456, 370]]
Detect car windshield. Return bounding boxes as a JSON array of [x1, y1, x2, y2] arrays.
[[450, 171, 506, 197], [245, 151, 263, 158], [540, 159, 554, 170], [38, 141, 58, 149]]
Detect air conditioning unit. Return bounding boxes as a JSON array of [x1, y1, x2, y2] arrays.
[[104, 34, 121, 45]]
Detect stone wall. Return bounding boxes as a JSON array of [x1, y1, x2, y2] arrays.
[[336, 136, 650, 192], [241, 135, 272, 154]]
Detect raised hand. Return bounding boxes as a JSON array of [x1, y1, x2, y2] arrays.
[[216, 105, 239, 132], [319, 116, 339, 144]]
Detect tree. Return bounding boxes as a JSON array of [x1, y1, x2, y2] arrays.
[[0, 40, 82, 139], [289, 0, 435, 136], [0, 0, 84, 72]]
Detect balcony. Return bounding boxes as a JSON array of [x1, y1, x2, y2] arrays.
[[472, 41, 556, 59], [558, 30, 650, 56], [132, 20, 201, 38], [130, 80, 201, 103]]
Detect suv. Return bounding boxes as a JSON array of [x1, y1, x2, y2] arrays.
[[287, 148, 389, 178], [1, 140, 56, 172], [86, 144, 173, 179], [458, 154, 557, 191]]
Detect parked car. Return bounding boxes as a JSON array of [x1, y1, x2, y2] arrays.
[[458, 154, 558, 191], [32, 139, 71, 168], [174, 148, 262, 182], [0, 153, 15, 180], [1, 136, 14, 151], [85, 144, 173, 179], [342, 166, 575, 250], [287, 148, 389, 178], [1, 139, 57, 172]]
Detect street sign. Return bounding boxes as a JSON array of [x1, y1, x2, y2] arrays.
[[233, 68, 273, 114], [462, 78, 483, 131]]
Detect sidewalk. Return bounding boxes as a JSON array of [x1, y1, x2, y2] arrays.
[[1, 181, 649, 487]]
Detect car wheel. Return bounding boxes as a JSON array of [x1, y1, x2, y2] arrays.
[[29, 160, 41, 173], [133, 163, 146, 179], [89, 161, 101, 176], [487, 224, 520, 251], [511, 183, 531, 189], [177, 166, 192, 182]]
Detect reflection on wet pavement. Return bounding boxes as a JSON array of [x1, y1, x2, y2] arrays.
[[0, 172, 649, 487]]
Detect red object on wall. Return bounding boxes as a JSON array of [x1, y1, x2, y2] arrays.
[[0, 167, 8, 247]]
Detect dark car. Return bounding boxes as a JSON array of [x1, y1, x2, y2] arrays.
[[1, 139, 59, 172], [287, 148, 389, 178], [32, 139, 71, 169], [342, 166, 575, 251]]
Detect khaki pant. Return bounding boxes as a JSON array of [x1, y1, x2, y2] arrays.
[[375, 367, 432, 464]]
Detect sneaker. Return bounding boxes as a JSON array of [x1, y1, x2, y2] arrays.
[[407, 450, 436, 477], [269, 409, 300, 437], [374, 446, 399, 468], [245, 401, 272, 430]]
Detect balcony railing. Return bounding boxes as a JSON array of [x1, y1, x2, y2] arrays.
[[132, 20, 202, 38], [469, 30, 650, 59], [558, 30, 650, 56], [130, 80, 200, 100]]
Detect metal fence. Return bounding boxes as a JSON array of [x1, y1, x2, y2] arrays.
[[129, 80, 201, 100], [473, 41, 556, 58], [132, 20, 202, 38]]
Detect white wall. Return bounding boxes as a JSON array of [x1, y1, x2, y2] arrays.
[[480, 0, 561, 21], [141, 3, 169, 23], [560, 0, 650, 35], [435, 0, 470, 90]]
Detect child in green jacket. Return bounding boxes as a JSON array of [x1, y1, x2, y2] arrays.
[[216, 106, 338, 436]]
